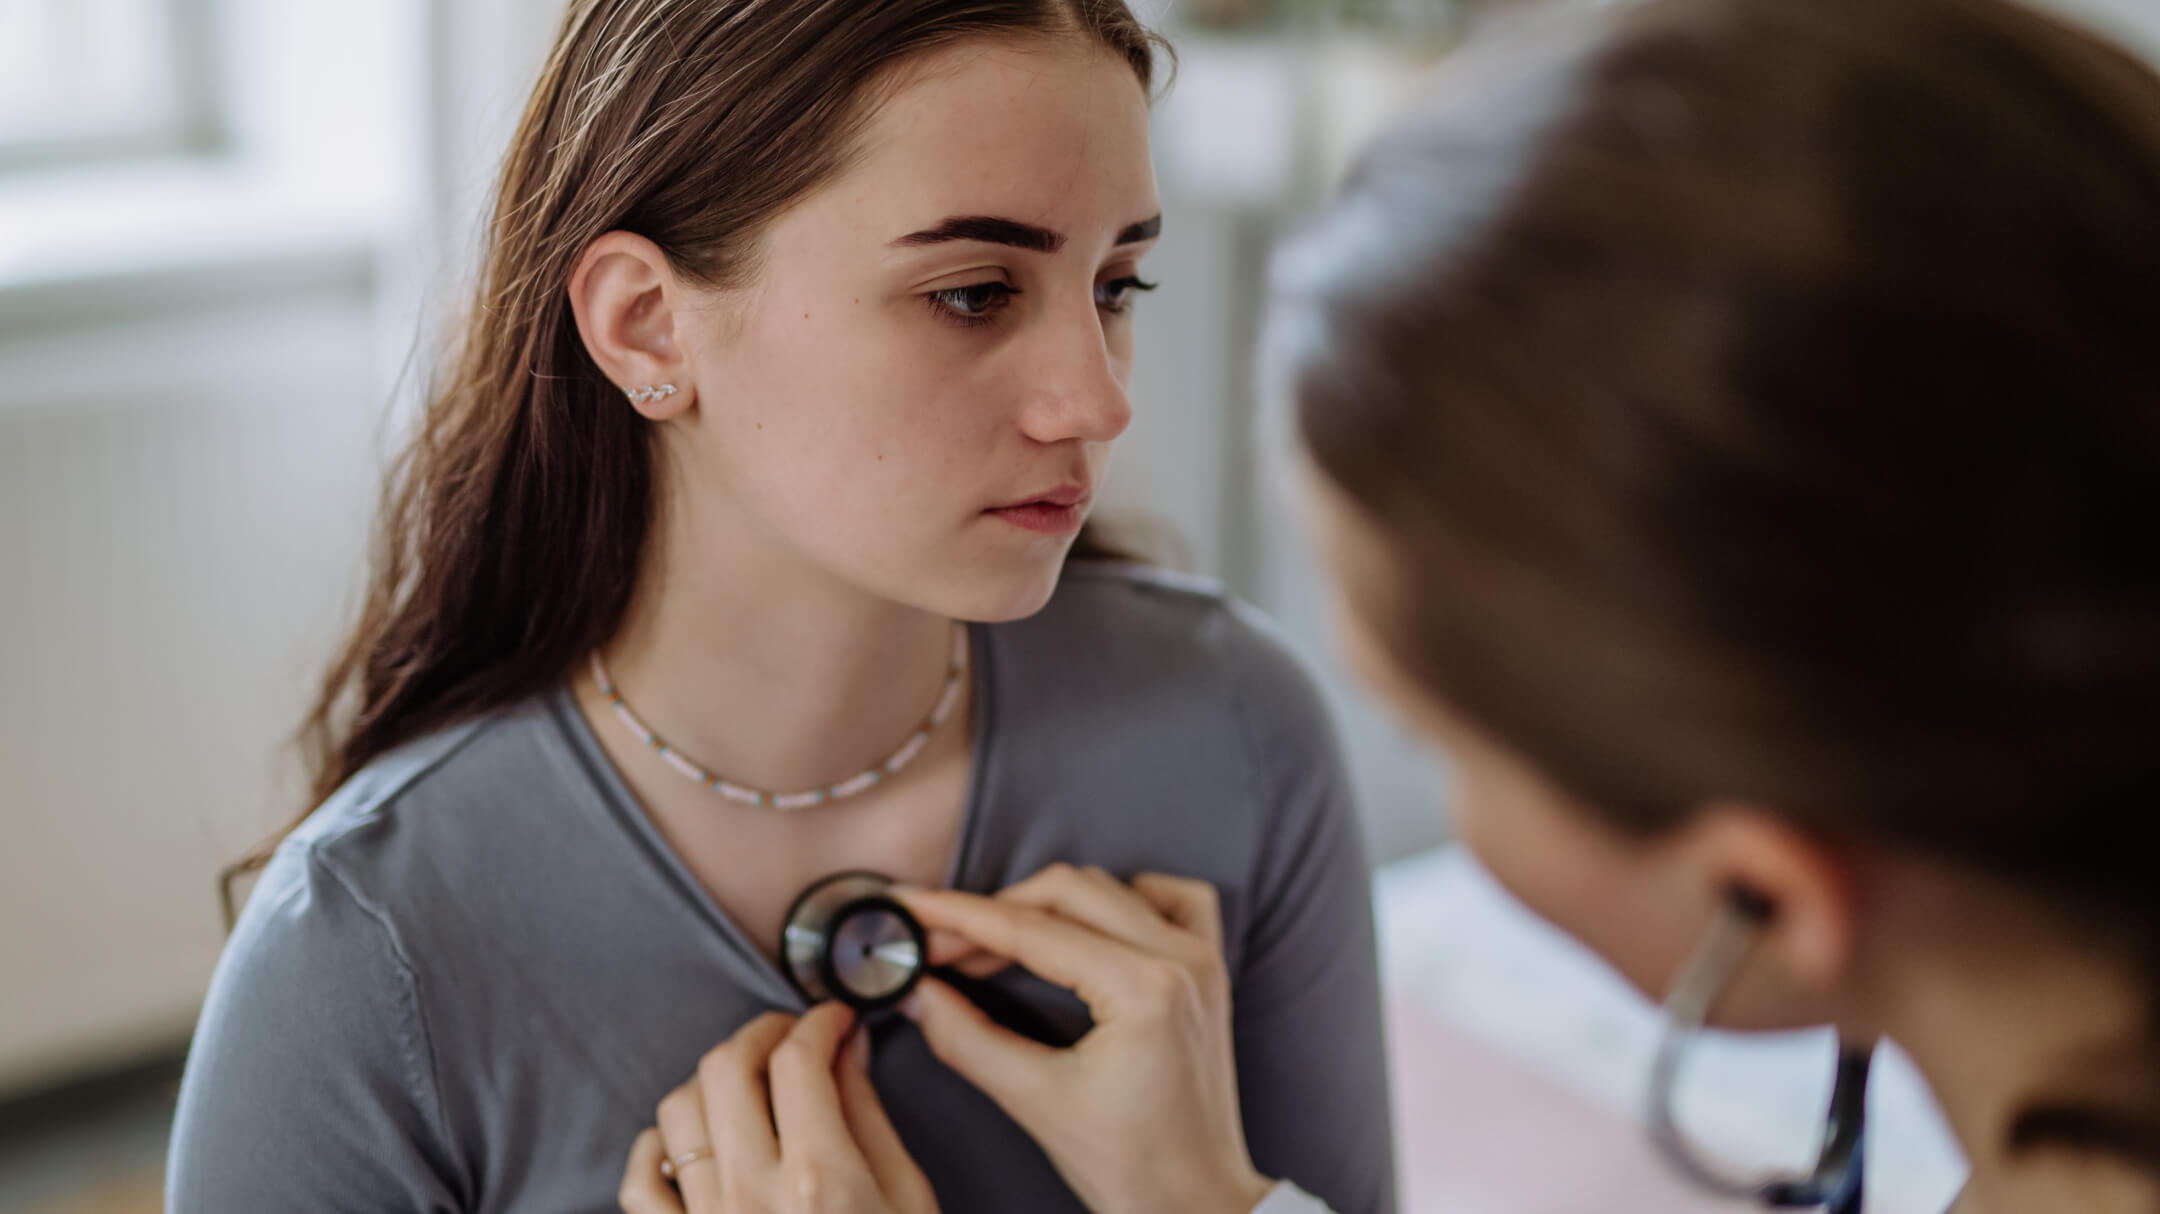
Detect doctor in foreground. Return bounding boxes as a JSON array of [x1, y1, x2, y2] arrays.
[[622, 0, 2160, 1211]]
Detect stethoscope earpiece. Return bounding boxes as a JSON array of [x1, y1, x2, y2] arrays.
[[780, 872, 928, 1011], [1650, 885, 1871, 1213]]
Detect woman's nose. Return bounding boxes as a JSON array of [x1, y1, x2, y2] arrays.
[[1014, 309, 1134, 446]]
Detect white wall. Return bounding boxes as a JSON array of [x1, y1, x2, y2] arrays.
[[0, 278, 383, 1092], [2029, 0, 2160, 58], [0, 0, 443, 1095]]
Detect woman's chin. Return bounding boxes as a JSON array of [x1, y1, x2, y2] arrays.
[[918, 555, 1069, 625]]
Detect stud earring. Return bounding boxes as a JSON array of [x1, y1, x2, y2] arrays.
[[625, 384, 678, 406]]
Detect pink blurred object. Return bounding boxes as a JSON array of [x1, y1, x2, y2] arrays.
[[1387, 997, 1756, 1214]]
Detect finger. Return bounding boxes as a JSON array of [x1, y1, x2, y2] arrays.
[[927, 929, 1006, 971], [1131, 872, 1225, 954], [901, 889, 1169, 1017], [838, 1030, 938, 1212], [927, 929, 1014, 980], [992, 863, 1187, 955], [619, 1128, 686, 1214], [926, 929, 976, 966], [952, 951, 1012, 979], [767, 1003, 862, 1169], [655, 1082, 725, 1212], [907, 975, 1065, 1126], [694, 1011, 795, 1175]]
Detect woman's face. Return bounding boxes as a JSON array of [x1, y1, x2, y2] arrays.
[[670, 36, 1160, 621]]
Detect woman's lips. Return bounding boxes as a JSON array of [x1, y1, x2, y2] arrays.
[[987, 499, 1089, 535]]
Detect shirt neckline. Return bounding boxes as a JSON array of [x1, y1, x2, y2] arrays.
[[543, 621, 1001, 1009]]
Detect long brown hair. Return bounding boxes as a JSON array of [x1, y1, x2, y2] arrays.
[[224, 0, 1166, 909], [1280, 0, 2160, 1171]]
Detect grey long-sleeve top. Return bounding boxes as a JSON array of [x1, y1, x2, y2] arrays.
[[168, 563, 1397, 1214]]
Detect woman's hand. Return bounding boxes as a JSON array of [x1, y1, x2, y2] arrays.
[[898, 865, 1276, 1214], [619, 1003, 940, 1214]]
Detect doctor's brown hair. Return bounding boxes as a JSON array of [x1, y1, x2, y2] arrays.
[[224, 0, 1166, 911], [1280, 0, 2160, 1171]]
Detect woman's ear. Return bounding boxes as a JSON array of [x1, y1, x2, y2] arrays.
[[569, 230, 696, 421], [1677, 805, 1860, 1015]]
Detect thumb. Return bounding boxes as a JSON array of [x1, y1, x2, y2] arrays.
[[906, 977, 1062, 1121]]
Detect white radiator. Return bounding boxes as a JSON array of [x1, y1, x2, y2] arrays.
[[0, 266, 384, 1094]]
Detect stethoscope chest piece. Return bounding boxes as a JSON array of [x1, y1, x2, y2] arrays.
[[781, 871, 928, 1011]]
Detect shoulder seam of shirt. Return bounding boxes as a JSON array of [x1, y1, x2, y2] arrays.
[[297, 841, 456, 1173], [290, 713, 498, 856]]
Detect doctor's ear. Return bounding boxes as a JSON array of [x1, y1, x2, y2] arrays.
[[1678, 807, 1860, 1009], [569, 230, 696, 420]]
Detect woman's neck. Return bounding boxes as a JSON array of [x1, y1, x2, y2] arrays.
[[1864, 862, 2159, 1214], [597, 504, 962, 797]]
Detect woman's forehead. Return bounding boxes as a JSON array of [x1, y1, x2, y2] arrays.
[[817, 37, 1159, 246]]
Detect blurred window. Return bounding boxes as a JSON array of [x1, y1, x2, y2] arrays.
[[0, 0, 213, 171]]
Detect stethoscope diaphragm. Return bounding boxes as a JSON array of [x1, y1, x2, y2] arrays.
[[780, 871, 928, 1010]]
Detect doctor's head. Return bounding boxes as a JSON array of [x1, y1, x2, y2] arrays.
[[1276, 0, 2160, 1177]]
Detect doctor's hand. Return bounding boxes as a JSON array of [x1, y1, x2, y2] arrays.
[[619, 1003, 940, 1214], [898, 865, 1276, 1214]]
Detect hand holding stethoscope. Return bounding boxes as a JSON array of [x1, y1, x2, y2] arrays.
[[619, 863, 1271, 1214], [899, 865, 1276, 1214]]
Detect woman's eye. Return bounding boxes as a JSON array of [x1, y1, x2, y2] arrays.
[[928, 281, 1018, 327], [1096, 275, 1160, 314]]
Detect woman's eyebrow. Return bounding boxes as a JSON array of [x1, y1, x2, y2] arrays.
[[894, 216, 1064, 252], [1116, 214, 1162, 245], [890, 213, 1164, 252]]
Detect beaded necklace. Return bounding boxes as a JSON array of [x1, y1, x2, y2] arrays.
[[589, 623, 968, 810]]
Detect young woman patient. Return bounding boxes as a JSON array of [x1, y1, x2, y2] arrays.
[[164, 2, 1394, 1212]]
